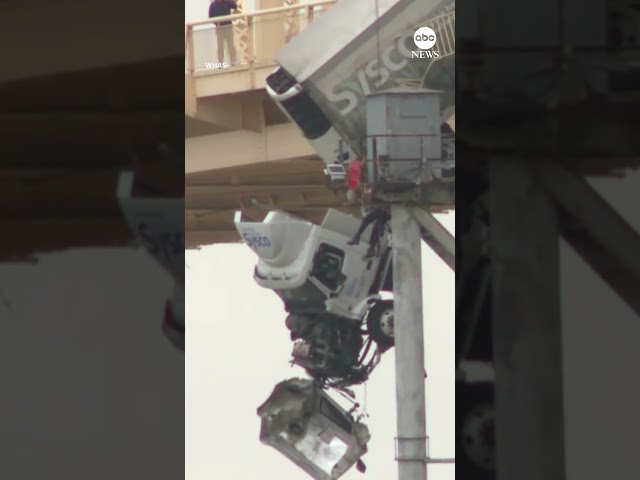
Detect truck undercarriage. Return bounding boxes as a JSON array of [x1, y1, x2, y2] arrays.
[[285, 297, 394, 389]]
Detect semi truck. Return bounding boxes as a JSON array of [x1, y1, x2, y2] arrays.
[[266, 0, 455, 183]]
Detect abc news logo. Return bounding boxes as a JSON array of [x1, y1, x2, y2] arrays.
[[412, 26, 440, 59]]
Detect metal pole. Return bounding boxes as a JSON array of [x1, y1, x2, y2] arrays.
[[489, 157, 566, 480], [391, 205, 427, 480]]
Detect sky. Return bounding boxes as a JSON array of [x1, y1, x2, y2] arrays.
[[185, 0, 212, 22], [559, 172, 640, 480]]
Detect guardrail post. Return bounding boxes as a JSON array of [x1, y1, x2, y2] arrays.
[[247, 16, 255, 87], [186, 25, 195, 74]]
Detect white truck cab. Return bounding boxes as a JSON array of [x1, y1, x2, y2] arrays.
[[235, 208, 391, 321], [235, 208, 394, 386]]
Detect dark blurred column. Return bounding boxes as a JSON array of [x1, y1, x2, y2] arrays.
[[489, 157, 566, 480]]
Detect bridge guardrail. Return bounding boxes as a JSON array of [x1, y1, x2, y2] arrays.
[[185, 0, 336, 76]]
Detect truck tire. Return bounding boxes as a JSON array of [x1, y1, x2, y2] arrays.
[[366, 300, 394, 349], [456, 382, 495, 480]]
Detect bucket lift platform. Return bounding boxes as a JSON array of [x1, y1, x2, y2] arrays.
[[363, 88, 455, 208]]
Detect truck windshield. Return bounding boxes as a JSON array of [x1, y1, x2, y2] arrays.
[[310, 244, 345, 292]]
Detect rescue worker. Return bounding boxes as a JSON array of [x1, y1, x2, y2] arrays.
[[347, 205, 391, 259], [345, 156, 363, 205]]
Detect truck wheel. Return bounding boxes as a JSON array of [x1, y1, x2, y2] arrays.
[[366, 301, 394, 349], [457, 382, 495, 480]]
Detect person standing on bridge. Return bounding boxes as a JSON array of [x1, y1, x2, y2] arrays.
[[209, 0, 239, 66]]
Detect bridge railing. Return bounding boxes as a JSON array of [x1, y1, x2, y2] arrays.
[[185, 0, 336, 76]]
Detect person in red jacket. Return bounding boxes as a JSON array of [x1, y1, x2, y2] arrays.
[[345, 157, 363, 205]]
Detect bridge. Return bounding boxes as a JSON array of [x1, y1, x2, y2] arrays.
[[184, 0, 455, 248], [1, 0, 184, 262]]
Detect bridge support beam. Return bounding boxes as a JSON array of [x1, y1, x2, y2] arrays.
[[531, 161, 640, 317], [392, 205, 428, 480], [412, 207, 455, 271]]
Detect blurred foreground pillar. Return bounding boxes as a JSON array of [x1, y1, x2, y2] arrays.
[[489, 157, 566, 480]]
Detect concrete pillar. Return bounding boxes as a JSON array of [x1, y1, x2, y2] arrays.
[[391, 205, 428, 480], [489, 157, 566, 480], [254, 0, 287, 62]]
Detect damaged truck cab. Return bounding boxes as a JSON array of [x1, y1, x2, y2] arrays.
[[235, 208, 395, 386]]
